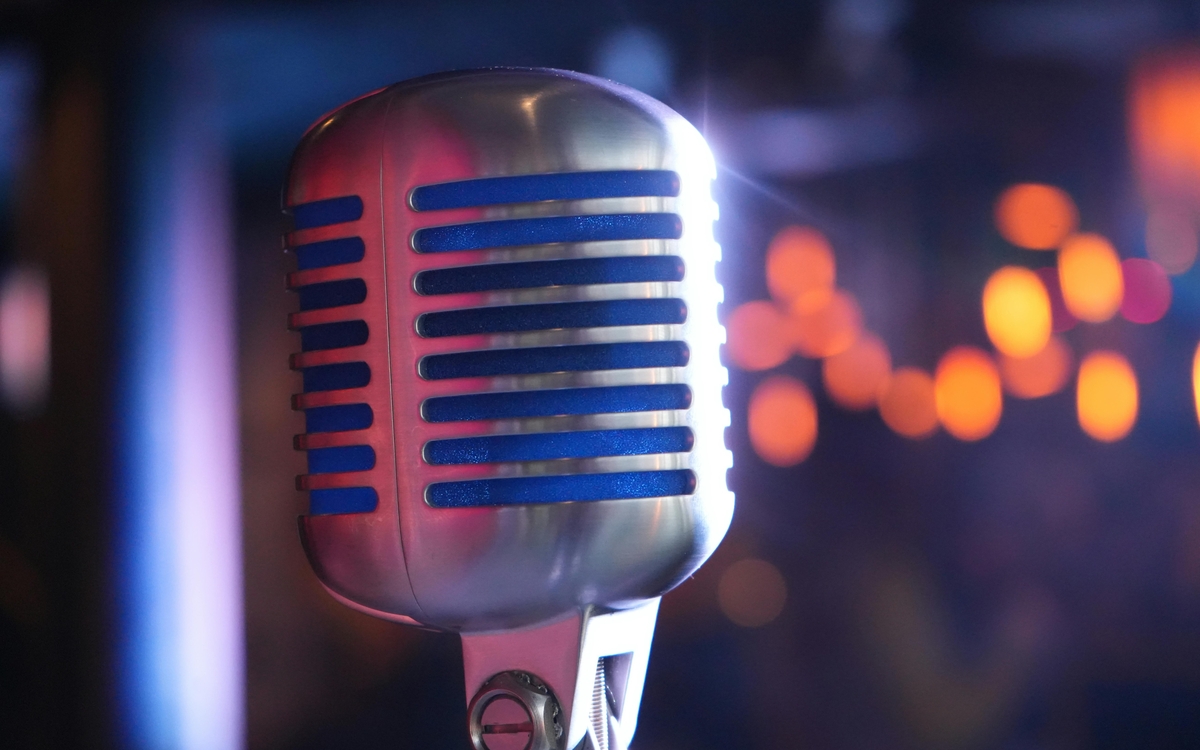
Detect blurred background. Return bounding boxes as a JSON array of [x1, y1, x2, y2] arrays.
[[4, 0, 1200, 748]]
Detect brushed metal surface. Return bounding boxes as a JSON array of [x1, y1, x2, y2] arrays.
[[285, 68, 733, 633]]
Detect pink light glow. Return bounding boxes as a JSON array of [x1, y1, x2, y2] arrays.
[[0, 265, 50, 413], [1120, 258, 1173, 324]]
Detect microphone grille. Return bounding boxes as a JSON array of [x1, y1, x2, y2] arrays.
[[286, 166, 723, 512], [408, 169, 700, 508]]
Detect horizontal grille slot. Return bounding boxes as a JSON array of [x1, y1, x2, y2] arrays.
[[424, 427, 693, 465], [422, 384, 691, 422], [305, 403, 373, 433], [419, 341, 688, 380], [295, 237, 366, 270], [309, 486, 378, 515], [306, 445, 376, 474], [297, 278, 367, 311], [413, 213, 682, 253], [409, 170, 680, 211], [300, 320, 369, 351], [417, 299, 686, 338], [302, 362, 370, 392], [414, 255, 685, 295], [290, 195, 363, 230], [426, 469, 696, 508]]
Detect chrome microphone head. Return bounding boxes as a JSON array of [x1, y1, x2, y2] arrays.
[[283, 68, 733, 750]]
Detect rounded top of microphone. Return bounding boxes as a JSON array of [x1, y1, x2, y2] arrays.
[[285, 68, 732, 633]]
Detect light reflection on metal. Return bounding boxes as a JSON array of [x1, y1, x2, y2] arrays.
[[284, 69, 732, 750]]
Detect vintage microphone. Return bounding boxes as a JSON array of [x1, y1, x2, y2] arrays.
[[282, 68, 733, 750]]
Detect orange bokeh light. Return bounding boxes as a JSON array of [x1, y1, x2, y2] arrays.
[[725, 301, 792, 371], [1077, 351, 1138, 442], [789, 289, 863, 359], [1193, 341, 1200, 428], [878, 367, 938, 439], [717, 558, 788, 628], [934, 347, 1003, 441], [994, 183, 1078, 250], [982, 266, 1052, 358], [999, 335, 1073, 399], [766, 226, 836, 306], [822, 333, 892, 411], [747, 375, 818, 466], [1130, 53, 1200, 202], [1058, 233, 1125, 322]]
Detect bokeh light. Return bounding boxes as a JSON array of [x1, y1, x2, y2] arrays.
[[1130, 53, 1200, 200], [934, 346, 1003, 441], [717, 558, 788, 628], [1077, 351, 1138, 442], [790, 289, 862, 359], [1058, 233, 1124, 323], [1120, 258, 1172, 324], [994, 183, 1078, 250], [1145, 208, 1198, 275], [766, 225, 836, 310], [1193, 341, 1200, 428], [999, 335, 1073, 399], [878, 367, 938, 439], [1035, 266, 1078, 332], [821, 333, 892, 411], [0, 265, 50, 413], [725, 300, 792, 371], [982, 266, 1052, 358], [747, 375, 818, 466]]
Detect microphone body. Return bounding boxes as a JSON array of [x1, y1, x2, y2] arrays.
[[283, 68, 733, 750]]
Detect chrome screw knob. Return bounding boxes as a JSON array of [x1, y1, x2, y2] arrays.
[[468, 671, 565, 750]]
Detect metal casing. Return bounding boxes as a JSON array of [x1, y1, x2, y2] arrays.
[[284, 68, 733, 633]]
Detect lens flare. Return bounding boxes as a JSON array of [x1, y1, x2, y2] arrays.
[[717, 558, 787, 628], [725, 300, 791, 371], [982, 266, 1052, 358], [747, 375, 818, 466], [994, 183, 1078, 250], [1119, 258, 1172, 324], [878, 367, 938, 439], [934, 347, 1003, 441], [1077, 351, 1138, 442], [999, 335, 1073, 399], [765, 226, 835, 307], [1146, 208, 1198, 275], [1058, 233, 1124, 323], [821, 333, 892, 410], [790, 289, 863, 359]]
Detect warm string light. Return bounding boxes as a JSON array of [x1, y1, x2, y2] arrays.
[[1058, 233, 1124, 323], [747, 375, 818, 466], [1077, 351, 1139, 442], [994, 183, 1078, 250], [1000, 335, 1073, 400], [982, 266, 1052, 358], [934, 347, 1003, 441], [729, 178, 1179, 458]]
